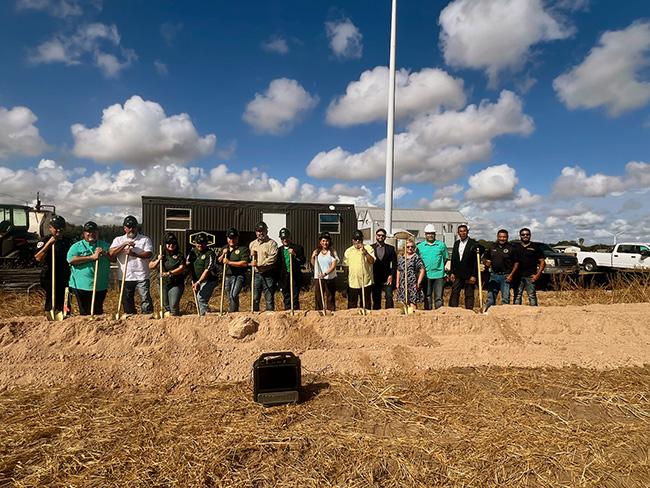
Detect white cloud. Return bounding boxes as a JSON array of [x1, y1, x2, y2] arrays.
[[308, 90, 533, 183], [326, 18, 363, 59], [261, 36, 289, 54], [419, 197, 461, 211], [465, 164, 518, 201], [552, 166, 626, 197], [553, 22, 650, 116], [514, 188, 543, 207], [243, 78, 319, 135], [0, 159, 377, 223], [29, 23, 136, 78], [16, 0, 101, 18], [439, 0, 571, 84], [71, 95, 216, 166], [0, 105, 48, 159], [153, 60, 168, 76], [326, 66, 466, 127], [567, 211, 605, 227]]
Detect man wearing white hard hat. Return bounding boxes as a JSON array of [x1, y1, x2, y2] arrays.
[[416, 224, 449, 310]]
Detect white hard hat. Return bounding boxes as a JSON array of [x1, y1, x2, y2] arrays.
[[424, 224, 436, 234]]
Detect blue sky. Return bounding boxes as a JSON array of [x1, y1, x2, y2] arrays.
[[0, 0, 649, 243]]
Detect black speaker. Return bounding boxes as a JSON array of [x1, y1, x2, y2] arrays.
[[253, 352, 301, 406]]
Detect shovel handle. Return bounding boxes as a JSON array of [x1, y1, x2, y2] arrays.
[[116, 253, 129, 318], [476, 248, 483, 310], [91, 258, 99, 316]]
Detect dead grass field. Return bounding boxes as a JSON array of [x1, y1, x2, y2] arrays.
[[2, 368, 649, 487]]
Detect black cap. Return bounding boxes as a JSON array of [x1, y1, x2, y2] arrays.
[[83, 221, 98, 232], [195, 233, 208, 244], [255, 221, 267, 231], [226, 227, 239, 238], [352, 230, 364, 241], [318, 231, 331, 241], [164, 233, 178, 244], [123, 215, 138, 228], [49, 215, 66, 229], [279, 227, 290, 238]]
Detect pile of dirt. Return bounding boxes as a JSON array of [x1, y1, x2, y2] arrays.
[[1, 303, 649, 390]]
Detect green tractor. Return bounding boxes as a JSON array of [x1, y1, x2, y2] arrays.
[[0, 197, 55, 268]]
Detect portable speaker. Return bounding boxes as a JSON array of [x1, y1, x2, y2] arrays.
[[253, 351, 301, 406]]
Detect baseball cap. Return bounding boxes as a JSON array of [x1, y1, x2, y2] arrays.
[[226, 227, 239, 238], [255, 221, 268, 231], [164, 233, 178, 244], [352, 230, 364, 241], [195, 233, 208, 244], [83, 221, 98, 232], [49, 215, 66, 229], [123, 215, 138, 228], [279, 227, 290, 238]]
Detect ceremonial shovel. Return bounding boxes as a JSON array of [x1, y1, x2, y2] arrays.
[[314, 254, 329, 316], [289, 250, 294, 315], [153, 246, 167, 319], [359, 250, 368, 316], [91, 258, 98, 316], [403, 254, 414, 315], [219, 259, 227, 316], [114, 253, 130, 320], [250, 250, 257, 312], [49, 242, 64, 321], [476, 247, 484, 313]]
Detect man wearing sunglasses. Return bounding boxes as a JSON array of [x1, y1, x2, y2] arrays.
[[370, 228, 397, 309], [512, 228, 545, 306]]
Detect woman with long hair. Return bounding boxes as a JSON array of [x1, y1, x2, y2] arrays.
[[149, 233, 186, 316], [310, 232, 339, 311]]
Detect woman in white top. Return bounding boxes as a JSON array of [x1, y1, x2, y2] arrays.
[[311, 232, 339, 311]]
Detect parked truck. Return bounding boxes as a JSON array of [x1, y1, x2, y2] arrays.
[[578, 243, 650, 272]]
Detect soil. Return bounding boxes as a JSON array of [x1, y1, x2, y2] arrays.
[[1, 303, 649, 390]]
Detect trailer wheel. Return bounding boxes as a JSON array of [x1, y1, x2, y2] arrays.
[[583, 259, 597, 272]]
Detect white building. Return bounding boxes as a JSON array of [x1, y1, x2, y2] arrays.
[[357, 207, 468, 248]]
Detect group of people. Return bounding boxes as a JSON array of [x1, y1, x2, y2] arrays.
[[36, 214, 546, 317]]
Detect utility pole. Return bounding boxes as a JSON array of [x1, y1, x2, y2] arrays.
[[384, 0, 397, 236]]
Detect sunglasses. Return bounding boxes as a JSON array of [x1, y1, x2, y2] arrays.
[[376, 234, 386, 237], [406, 245, 415, 249], [520, 233, 531, 236]]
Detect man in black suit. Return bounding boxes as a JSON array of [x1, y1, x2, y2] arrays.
[[370, 228, 397, 309], [449, 224, 481, 309], [276, 227, 306, 310]]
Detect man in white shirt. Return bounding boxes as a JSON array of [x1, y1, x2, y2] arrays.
[[109, 215, 154, 314]]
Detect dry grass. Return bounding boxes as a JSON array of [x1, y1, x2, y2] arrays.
[[542, 272, 650, 307], [1, 367, 649, 487]]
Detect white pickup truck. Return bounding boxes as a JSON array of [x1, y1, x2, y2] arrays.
[[578, 243, 650, 272]]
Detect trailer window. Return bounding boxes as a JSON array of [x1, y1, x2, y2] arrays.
[[165, 208, 191, 231], [319, 213, 340, 234]]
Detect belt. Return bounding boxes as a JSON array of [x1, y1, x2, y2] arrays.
[[492, 271, 510, 275]]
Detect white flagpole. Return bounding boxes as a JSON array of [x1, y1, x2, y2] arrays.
[[384, 0, 397, 237]]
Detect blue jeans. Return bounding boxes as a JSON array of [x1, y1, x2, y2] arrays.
[[164, 283, 184, 315], [196, 280, 217, 315], [423, 278, 444, 310], [515, 276, 538, 306], [124, 280, 153, 314], [253, 273, 276, 311], [226, 275, 245, 312], [485, 273, 511, 309]]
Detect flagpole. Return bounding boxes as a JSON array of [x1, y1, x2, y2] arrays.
[[384, 0, 397, 236]]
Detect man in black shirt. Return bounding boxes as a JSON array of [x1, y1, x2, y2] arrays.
[[370, 228, 397, 309], [513, 228, 545, 306], [483, 229, 519, 310], [34, 215, 72, 314]]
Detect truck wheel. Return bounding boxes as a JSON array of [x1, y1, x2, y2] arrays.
[[583, 259, 597, 272]]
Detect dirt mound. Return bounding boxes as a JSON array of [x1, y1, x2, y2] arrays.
[[1, 304, 649, 390]]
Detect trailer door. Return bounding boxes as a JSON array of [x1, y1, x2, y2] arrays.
[[262, 213, 287, 242]]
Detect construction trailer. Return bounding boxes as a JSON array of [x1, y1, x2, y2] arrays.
[[141, 196, 357, 256], [356, 206, 468, 249]]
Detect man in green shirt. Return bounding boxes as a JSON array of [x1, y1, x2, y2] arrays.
[[416, 224, 449, 310], [67, 221, 113, 315], [186, 232, 218, 315], [218, 227, 250, 312]]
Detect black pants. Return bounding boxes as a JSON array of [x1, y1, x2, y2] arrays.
[[314, 279, 336, 311], [371, 283, 394, 309], [41, 277, 68, 312], [72, 288, 107, 315], [348, 285, 372, 309], [449, 279, 475, 309], [279, 276, 301, 310]]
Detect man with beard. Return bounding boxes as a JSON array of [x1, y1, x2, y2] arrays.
[[513, 227, 545, 306], [109, 215, 154, 314], [249, 221, 278, 311], [370, 228, 397, 309], [484, 229, 519, 311], [67, 221, 113, 315]]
